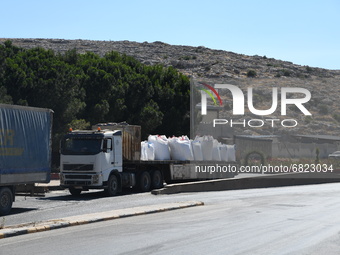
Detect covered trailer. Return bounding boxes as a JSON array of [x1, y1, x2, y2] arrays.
[[0, 104, 53, 215]]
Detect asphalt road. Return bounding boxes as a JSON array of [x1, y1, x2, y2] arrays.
[[2, 183, 340, 254], [5, 188, 203, 227]]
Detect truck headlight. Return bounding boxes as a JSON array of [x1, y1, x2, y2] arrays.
[[92, 175, 99, 184]]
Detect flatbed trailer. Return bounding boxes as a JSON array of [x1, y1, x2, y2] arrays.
[[60, 124, 237, 196], [123, 160, 238, 183]]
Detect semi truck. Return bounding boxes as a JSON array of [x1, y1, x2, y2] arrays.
[[0, 104, 53, 215], [60, 123, 237, 196]]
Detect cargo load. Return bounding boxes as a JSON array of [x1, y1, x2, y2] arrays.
[[141, 134, 236, 162]]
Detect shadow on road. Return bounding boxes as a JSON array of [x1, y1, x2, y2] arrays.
[[38, 189, 141, 202], [8, 207, 37, 216]]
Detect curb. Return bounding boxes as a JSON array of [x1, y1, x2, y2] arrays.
[[0, 201, 204, 239], [152, 172, 340, 195]]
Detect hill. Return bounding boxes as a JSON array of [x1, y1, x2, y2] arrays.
[[2, 38, 340, 79], [1, 38, 340, 137]]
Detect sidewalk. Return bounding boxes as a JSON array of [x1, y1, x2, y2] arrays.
[[0, 201, 204, 239]]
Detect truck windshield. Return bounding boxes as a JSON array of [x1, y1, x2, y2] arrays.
[[61, 137, 102, 155]]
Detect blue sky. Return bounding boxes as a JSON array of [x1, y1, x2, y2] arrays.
[[1, 0, 339, 69]]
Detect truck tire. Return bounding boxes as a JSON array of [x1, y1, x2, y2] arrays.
[[151, 170, 164, 189], [106, 174, 118, 196], [139, 171, 151, 192], [69, 187, 82, 196], [0, 187, 13, 216]]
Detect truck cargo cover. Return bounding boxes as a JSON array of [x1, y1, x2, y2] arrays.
[[0, 104, 53, 177]]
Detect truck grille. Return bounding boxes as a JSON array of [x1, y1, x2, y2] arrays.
[[63, 164, 94, 171], [64, 174, 92, 180], [63, 173, 94, 186]]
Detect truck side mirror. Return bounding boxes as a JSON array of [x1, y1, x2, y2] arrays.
[[103, 139, 112, 153]]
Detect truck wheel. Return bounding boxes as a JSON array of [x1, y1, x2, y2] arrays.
[[139, 171, 151, 192], [106, 174, 118, 196], [69, 187, 82, 196], [0, 187, 13, 216], [151, 170, 164, 189]]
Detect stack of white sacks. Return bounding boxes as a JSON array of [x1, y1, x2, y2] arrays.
[[141, 135, 236, 162]]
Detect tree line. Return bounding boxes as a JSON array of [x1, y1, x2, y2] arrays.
[[0, 41, 190, 164]]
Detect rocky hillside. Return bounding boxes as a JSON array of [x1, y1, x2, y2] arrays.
[[2, 38, 339, 79], [1, 38, 340, 136]]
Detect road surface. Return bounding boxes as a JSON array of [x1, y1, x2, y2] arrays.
[[1, 183, 340, 254]]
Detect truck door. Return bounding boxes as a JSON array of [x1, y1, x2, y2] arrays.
[[103, 138, 114, 169], [112, 135, 122, 168]]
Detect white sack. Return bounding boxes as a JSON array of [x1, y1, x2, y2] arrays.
[[191, 140, 203, 161], [226, 145, 236, 162], [141, 141, 155, 161], [212, 139, 221, 161], [196, 135, 214, 161], [219, 144, 228, 161], [168, 136, 193, 161], [148, 135, 171, 160], [141, 141, 147, 161]]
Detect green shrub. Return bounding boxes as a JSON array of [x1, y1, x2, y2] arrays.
[[332, 113, 340, 122], [318, 105, 329, 114], [247, 69, 257, 77]]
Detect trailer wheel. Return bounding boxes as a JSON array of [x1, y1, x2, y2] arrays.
[[0, 187, 13, 216], [69, 187, 82, 196], [151, 170, 164, 189], [139, 171, 151, 192], [106, 174, 118, 196]]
